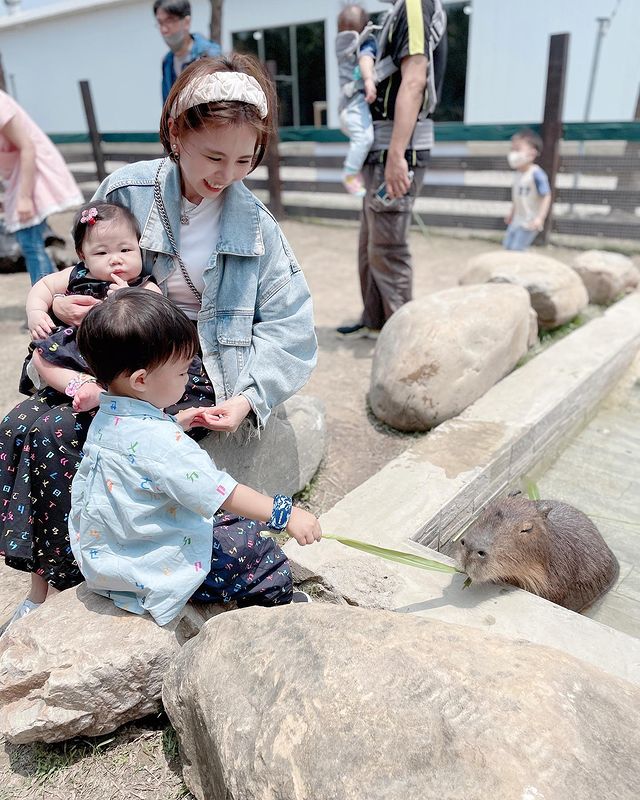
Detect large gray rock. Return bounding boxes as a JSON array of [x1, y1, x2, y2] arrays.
[[369, 283, 533, 431], [201, 395, 325, 496], [461, 249, 589, 328], [163, 604, 640, 800], [571, 250, 640, 304], [0, 583, 221, 743]]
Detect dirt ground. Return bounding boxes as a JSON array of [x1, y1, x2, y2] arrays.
[[0, 215, 590, 514], [0, 216, 597, 798]]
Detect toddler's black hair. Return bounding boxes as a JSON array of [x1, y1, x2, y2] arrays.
[[72, 202, 141, 258], [153, 0, 190, 18], [77, 288, 198, 387], [512, 127, 544, 156]]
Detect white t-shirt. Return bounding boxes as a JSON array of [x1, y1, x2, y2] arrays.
[[173, 53, 189, 78], [511, 165, 550, 226], [166, 195, 222, 319]]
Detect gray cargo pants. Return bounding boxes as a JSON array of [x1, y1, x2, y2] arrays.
[[358, 162, 426, 331]]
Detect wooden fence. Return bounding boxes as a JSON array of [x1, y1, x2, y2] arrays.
[[58, 120, 640, 243], [54, 29, 640, 245]]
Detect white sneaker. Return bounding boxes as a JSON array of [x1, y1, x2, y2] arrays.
[[3, 598, 41, 634]]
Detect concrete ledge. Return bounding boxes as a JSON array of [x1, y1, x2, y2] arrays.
[[307, 292, 640, 552], [285, 292, 640, 685]]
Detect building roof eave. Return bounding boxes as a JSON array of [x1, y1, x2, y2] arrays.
[[0, 0, 145, 31]]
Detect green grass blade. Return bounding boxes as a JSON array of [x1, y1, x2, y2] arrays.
[[321, 533, 462, 574], [524, 478, 540, 501]]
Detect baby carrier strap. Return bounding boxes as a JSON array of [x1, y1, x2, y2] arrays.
[[338, 21, 382, 100], [336, 29, 360, 62], [374, 0, 447, 115]]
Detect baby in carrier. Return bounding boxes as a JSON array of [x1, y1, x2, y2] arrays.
[[335, 4, 378, 197]]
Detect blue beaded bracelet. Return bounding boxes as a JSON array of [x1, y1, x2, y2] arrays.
[[268, 494, 293, 530]]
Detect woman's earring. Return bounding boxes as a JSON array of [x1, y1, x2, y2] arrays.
[[172, 144, 180, 160]]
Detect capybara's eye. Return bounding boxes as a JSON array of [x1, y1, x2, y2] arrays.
[[521, 525, 533, 533], [460, 538, 465, 546], [477, 550, 487, 558]]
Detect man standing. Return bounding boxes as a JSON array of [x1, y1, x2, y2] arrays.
[[154, 0, 222, 103], [337, 0, 446, 338]]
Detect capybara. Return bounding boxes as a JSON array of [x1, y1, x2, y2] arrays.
[[457, 495, 619, 612]]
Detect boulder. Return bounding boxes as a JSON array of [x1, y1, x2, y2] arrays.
[[571, 250, 640, 305], [461, 249, 589, 328], [163, 604, 640, 800], [369, 284, 532, 431], [201, 395, 326, 496], [0, 583, 222, 743]]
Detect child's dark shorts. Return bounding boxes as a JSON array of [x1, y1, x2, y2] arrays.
[[191, 512, 293, 607]]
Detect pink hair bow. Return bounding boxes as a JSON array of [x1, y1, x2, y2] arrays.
[[80, 207, 98, 225]]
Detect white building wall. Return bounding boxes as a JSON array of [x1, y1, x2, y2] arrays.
[[465, 0, 640, 124], [222, 0, 389, 128], [0, 0, 390, 134], [0, 0, 217, 133], [0, 0, 638, 135]]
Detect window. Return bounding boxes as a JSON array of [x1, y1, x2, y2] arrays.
[[232, 21, 326, 127], [432, 3, 469, 122]]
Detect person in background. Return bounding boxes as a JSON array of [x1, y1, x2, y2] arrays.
[[0, 89, 83, 285], [154, 0, 222, 103], [336, 4, 377, 198], [337, 0, 447, 340], [503, 128, 551, 251]]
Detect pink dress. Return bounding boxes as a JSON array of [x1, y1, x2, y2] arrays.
[[0, 90, 83, 233]]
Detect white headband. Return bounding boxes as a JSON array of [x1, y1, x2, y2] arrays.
[[170, 72, 268, 119]]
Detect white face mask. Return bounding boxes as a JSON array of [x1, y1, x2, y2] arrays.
[[507, 150, 531, 169], [163, 30, 187, 52]]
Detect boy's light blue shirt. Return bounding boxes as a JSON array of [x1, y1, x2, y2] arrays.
[[69, 394, 238, 626]]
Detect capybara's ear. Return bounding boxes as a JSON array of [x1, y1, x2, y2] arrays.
[[537, 501, 553, 518]]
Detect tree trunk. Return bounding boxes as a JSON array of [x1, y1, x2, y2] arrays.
[[0, 53, 7, 93], [209, 0, 223, 44]]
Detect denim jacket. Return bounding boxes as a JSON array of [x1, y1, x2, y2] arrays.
[[92, 158, 317, 430]]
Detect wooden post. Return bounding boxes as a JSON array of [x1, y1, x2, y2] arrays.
[[264, 60, 284, 220], [79, 80, 107, 183], [539, 33, 569, 244], [616, 84, 640, 198], [209, 0, 223, 44]]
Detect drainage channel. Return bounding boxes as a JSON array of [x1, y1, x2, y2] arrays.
[[534, 354, 640, 638]]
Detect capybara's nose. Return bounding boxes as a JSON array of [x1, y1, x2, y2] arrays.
[[460, 539, 487, 559]]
